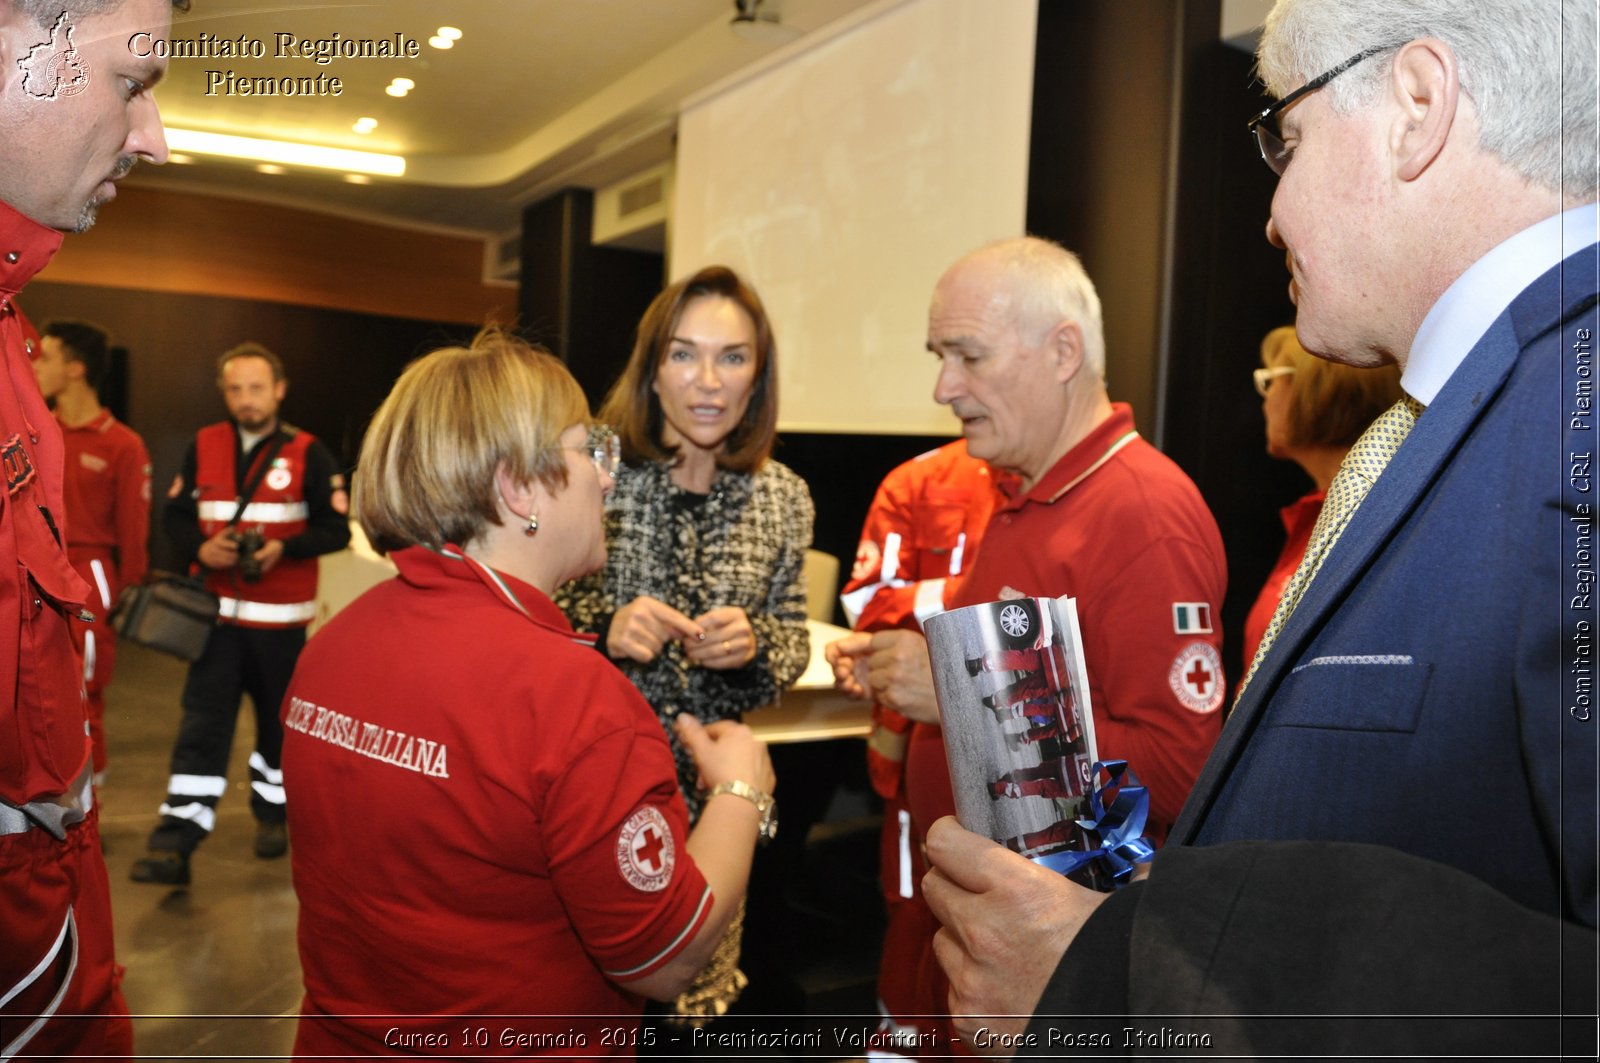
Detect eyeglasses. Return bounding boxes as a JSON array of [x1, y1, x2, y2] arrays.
[[574, 423, 621, 478], [1253, 365, 1295, 396], [1247, 45, 1390, 175]]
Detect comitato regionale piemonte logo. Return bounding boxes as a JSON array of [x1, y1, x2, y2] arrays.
[[18, 11, 90, 100]]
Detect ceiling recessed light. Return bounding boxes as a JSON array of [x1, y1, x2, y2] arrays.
[[385, 84, 409, 98], [437, 26, 462, 40], [166, 128, 407, 177], [256, 163, 286, 175], [344, 174, 371, 185], [353, 117, 378, 133], [391, 78, 415, 90], [428, 35, 453, 49]]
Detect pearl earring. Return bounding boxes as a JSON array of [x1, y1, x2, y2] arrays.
[[524, 513, 539, 537]]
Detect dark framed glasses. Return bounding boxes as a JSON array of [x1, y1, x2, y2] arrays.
[[1247, 45, 1391, 175]]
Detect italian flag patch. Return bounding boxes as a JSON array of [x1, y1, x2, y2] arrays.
[[1172, 602, 1213, 634]]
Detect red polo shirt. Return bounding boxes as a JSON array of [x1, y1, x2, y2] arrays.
[[284, 545, 710, 1057], [905, 404, 1227, 844]]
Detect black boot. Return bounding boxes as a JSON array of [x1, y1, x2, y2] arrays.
[[130, 850, 191, 886], [254, 821, 288, 859]]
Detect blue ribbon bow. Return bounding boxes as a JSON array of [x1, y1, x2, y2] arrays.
[[1030, 759, 1154, 888]]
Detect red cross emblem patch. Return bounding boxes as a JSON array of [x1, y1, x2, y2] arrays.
[[851, 538, 881, 582], [1168, 640, 1224, 714], [615, 806, 675, 892]]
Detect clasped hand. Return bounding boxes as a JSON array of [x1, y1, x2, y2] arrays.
[[197, 529, 284, 575], [608, 596, 756, 670], [823, 628, 939, 723], [673, 714, 775, 795]]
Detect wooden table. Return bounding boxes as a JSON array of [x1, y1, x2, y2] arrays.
[[747, 619, 872, 744], [315, 537, 871, 743]]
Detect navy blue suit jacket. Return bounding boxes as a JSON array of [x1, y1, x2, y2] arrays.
[[1025, 243, 1600, 1056], [1172, 244, 1599, 929]]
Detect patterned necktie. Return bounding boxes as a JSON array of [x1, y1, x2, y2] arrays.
[[1237, 395, 1426, 698]]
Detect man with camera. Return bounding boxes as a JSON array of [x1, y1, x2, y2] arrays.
[[132, 342, 350, 886]]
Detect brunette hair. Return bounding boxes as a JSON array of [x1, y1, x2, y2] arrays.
[[41, 320, 109, 390], [355, 328, 589, 553], [217, 341, 285, 384], [600, 265, 778, 473]]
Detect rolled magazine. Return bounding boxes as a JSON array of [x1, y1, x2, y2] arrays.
[[925, 596, 1149, 891]]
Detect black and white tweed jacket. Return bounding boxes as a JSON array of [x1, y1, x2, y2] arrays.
[[556, 458, 813, 813]]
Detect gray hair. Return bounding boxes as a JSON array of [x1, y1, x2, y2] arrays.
[[1258, 0, 1596, 198], [974, 236, 1107, 381]]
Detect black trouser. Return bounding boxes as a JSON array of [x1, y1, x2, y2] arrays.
[[148, 624, 305, 854]]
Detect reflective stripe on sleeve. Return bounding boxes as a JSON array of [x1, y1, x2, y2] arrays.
[[839, 581, 894, 628], [911, 578, 947, 627], [881, 532, 902, 584], [950, 532, 968, 576]]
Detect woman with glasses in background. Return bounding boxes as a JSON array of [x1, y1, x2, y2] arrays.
[[559, 266, 812, 1023], [280, 329, 773, 1056], [1243, 325, 1402, 675]]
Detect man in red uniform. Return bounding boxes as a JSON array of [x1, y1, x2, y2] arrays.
[[834, 440, 997, 1058], [0, 0, 182, 1055], [33, 319, 151, 784], [828, 237, 1226, 1055], [130, 343, 350, 886]]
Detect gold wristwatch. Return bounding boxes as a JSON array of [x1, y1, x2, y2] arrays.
[[707, 780, 778, 845]]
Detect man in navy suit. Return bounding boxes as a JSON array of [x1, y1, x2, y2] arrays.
[[920, 0, 1598, 1056]]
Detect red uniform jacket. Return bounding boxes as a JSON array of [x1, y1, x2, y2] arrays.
[[0, 226, 91, 803], [839, 440, 999, 799], [59, 408, 151, 597]]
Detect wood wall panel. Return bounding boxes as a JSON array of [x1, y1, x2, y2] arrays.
[[17, 280, 477, 571], [36, 186, 514, 326]]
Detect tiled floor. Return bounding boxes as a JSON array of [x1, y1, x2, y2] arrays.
[[99, 644, 303, 1057], [96, 642, 884, 1060]]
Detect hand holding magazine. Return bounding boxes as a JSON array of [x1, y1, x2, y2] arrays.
[[924, 596, 1151, 890]]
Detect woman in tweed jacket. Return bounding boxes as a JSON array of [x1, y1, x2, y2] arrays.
[[556, 266, 813, 1019]]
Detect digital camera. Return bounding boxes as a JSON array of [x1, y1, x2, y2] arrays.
[[232, 527, 266, 583]]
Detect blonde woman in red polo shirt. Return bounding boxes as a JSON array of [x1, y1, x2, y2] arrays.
[[279, 329, 774, 1057], [1242, 326, 1402, 676]]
